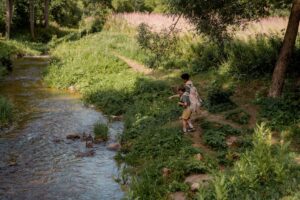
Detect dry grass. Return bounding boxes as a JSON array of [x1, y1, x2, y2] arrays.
[[112, 13, 299, 39], [113, 12, 193, 33]]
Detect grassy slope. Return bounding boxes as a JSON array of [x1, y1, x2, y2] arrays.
[[45, 26, 300, 199], [0, 38, 44, 128]]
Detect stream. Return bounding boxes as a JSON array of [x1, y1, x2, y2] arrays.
[[0, 57, 124, 200]]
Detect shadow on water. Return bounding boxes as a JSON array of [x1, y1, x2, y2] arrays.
[[0, 57, 124, 200]]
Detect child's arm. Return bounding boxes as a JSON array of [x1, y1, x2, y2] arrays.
[[178, 102, 188, 107], [168, 94, 180, 99]]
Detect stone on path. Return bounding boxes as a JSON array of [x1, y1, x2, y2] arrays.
[[185, 174, 212, 190]]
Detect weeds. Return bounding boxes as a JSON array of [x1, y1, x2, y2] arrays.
[[94, 123, 109, 141], [225, 110, 250, 125], [0, 96, 13, 128]]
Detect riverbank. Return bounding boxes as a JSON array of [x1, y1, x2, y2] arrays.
[[44, 23, 300, 199]]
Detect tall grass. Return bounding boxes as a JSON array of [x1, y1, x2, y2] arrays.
[[0, 96, 13, 128]]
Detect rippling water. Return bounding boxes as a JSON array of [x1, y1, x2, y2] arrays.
[[0, 57, 124, 200]]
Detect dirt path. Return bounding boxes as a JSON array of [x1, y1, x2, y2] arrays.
[[113, 53, 153, 75]]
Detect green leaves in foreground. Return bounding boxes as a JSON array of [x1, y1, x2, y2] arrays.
[[199, 124, 300, 200]]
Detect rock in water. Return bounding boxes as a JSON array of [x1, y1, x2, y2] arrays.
[[68, 85, 76, 93], [107, 143, 121, 151], [66, 134, 81, 140], [76, 150, 95, 158]]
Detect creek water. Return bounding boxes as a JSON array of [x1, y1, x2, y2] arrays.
[[0, 57, 124, 200]]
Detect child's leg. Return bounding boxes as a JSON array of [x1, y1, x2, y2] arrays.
[[188, 119, 194, 129], [182, 119, 188, 133]]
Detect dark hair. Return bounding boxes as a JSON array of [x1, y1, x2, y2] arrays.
[[181, 73, 190, 81], [178, 86, 186, 92]]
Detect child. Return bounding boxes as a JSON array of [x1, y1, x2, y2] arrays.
[[177, 86, 194, 134]]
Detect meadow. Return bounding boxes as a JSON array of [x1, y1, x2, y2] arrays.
[[43, 13, 300, 199]]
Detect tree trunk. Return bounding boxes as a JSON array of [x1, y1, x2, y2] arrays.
[[29, 0, 35, 39], [268, 0, 300, 97], [44, 0, 49, 28], [5, 0, 13, 39]]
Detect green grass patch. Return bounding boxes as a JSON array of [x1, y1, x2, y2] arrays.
[[94, 123, 109, 141], [0, 96, 13, 128]]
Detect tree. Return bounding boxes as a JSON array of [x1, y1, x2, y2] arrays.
[[167, 0, 299, 97], [5, 0, 13, 39], [29, 0, 34, 39], [44, 0, 49, 28], [268, 0, 300, 97]]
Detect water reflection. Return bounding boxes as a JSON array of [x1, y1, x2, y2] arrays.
[[0, 58, 124, 200]]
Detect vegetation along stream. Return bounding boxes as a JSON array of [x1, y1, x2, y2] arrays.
[[0, 57, 124, 200]]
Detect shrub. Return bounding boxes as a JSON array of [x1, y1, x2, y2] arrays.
[[201, 120, 241, 151], [203, 124, 300, 200], [80, 3, 110, 35], [0, 96, 13, 128], [225, 110, 250, 125], [136, 23, 178, 68], [255, 93, 300, 130], [224, 35, 282, 79], [205, 81, 236, 113], [94, 123, 109, 141]]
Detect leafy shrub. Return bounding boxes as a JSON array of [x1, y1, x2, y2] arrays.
[[255, 93, 300, 130], [94, 123, 109, 141], [201, 120, 241, 150], [224, 35, 282, 79], [80, 3, 110, 35], [0, 96, 13, 128], [136, 23, 178, 68], [200, 124, 300, 200], [225, 110, 250, 125], [205, 81, 236, 113], [190, 41, 224, 73]]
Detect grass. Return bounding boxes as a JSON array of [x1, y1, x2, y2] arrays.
[[94, 123, 109, 141], [0, 96, 13, 128], [44, 16, 300, 199]]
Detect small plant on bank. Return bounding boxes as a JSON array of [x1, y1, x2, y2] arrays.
[[225, 109, 250, 125], [94, 123, 109, 141], [0, 96, 13, 128], [205, 81, 236, 113]]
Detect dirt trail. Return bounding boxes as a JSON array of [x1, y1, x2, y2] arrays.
[[113, 53, 153, 75]]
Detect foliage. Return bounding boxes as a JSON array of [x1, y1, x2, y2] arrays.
[[112, 0, 167, 13], [166, 0, 292, 42], [255, 92, 300, 131], [94, 123, 109, 141], [205, 81, 236, 113], [225, 110, 250, 125], [198, 124, 300, 200], [0, 96, 13, 128], [79, 1, 111, 35], [136, 23, 178, 68], [201, 120, 241, 151]]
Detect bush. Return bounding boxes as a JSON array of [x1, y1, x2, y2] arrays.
[[136, 23, 178, 68], [201, 120, 241, 151], [0, 96, 13, 128], [199, 124, 300, 200], [205, 81, 236, 113], [225, 110, 250, 125], [79, 3, 110, 35], [255, 93, 300, 131], [224, 35, 282, 79], [94, 123, 109, 141]]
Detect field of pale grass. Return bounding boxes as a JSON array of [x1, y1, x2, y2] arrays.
[[113, 13, 299, 39]]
